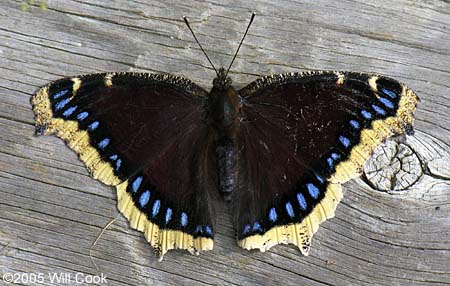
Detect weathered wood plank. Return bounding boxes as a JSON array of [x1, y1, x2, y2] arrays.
[[1, 0, 449, 285]]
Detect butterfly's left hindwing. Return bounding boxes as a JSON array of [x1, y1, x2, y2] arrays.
[[235, 71, 418, 253], [31, 72, 216, 259]]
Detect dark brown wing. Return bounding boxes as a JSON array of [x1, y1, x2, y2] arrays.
[[31, 72, 216, 259], [235, 71, 418, 254]]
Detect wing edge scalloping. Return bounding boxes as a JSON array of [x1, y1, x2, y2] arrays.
[[238, 79, 419, 254]]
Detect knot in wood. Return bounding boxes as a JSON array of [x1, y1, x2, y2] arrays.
[[363, 140, 422, 192]]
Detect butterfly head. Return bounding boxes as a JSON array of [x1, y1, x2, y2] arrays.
[[213, 68, 232, 90]]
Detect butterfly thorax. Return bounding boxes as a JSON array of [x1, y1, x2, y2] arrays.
[[209, 68, 241, 200], [209, 68, 240, 132]]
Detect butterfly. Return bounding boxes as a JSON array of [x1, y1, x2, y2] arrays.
[[30, 13, 418, 260]]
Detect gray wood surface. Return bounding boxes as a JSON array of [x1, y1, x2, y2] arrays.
[[1, 0, 450, 285]]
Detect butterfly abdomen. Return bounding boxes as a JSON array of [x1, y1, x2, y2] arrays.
[[216, 141, 239, 200], [208, 78, 242, 200]]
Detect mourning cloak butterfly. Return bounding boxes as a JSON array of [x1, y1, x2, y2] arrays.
[[31, 14, 418, 260]]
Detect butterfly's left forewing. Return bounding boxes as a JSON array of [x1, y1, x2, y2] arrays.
[[31, 72, 216, 259], [235, 71, 418, 254]]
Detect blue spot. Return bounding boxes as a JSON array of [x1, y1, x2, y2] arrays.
[[350, 120, 360, 129], [327, 153, 342, 169], [243, 224, 251, 235], [307, 183, 320, 199], [195, 225, 203, 234], [381, 88, 397, 99], [55, 98, 70, 111], [76, 111, 88, 120], [315, 174, 324, 183], [339, 135, 351, 148], [181, 212, 188, 227], [109, 154, 118, 161], [327, 158, 334, 169], [372, 104, 386, 115], [361, 110, 372, 119], [131, 176, 142, 192], [297, 193, 307, 210], [165, 208, 172, 224], [62, 106, 77, 117], [285, 202, 295, 218], [88, 121, 99, 131], [53, 89, 68, 99], [205, 225, 212, 236], [269, 207, 277, 222], [331, 153, 340, 160], [379, 97, 394, 109], [97, 138, 110, 149], [139, 190, 150, 208], [253, 222, 262, 232], [115, 159, 122, 171], [339, 135, 350, 148], [152, 200, 160, 217]]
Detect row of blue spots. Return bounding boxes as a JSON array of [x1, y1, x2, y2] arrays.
[[350, 120, 360, 129], [195, 225, 203, 234], [97, 138, 110, 149], [339, 135, 351, 148], [285, 201, 295, 218], [88, 121, 99, 131], [63, 106, 77, 118], [269, 207, 277, 222], [131, 176, 142, 193], [381, 88, 397, 99], [53, 89, 69, 99], [165, 208, 172, 224], [282, 182, 323, 220], [361, 109, 372, 119], [307, 183, 320, 199], [139, 190, 151, 208], [135, 183, 189, 228], [379, 97, 394, 109], [109, 154, 118, 161], [152, 200, 161, 217], [372, 104, 386, 115], [181, 212, 188, 227], [55, 98, 70, 111], [297, 193, 307, 210], [77, 111, 89, 121]]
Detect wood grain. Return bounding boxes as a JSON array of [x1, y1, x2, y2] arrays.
[[1, 0, 449, 285]]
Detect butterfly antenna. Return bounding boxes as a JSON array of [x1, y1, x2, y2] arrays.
[[225, 12, 256, 78], [183, 16, 219, 76]]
